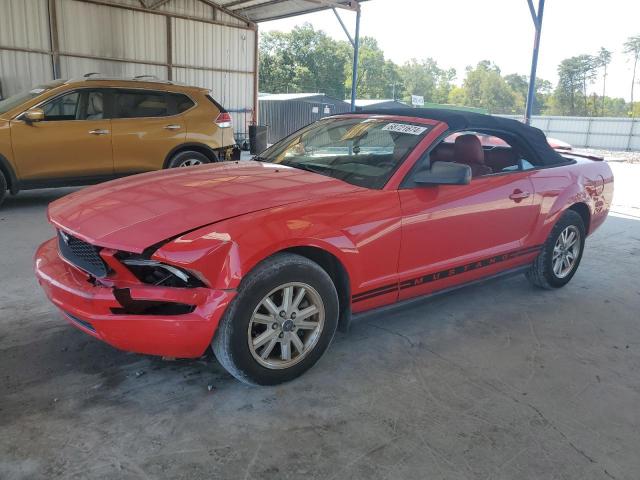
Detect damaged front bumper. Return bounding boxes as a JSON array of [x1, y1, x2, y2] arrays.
[[34, 238, 235, 358]]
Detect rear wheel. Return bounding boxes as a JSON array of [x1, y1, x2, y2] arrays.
[[526, 210, 585, 289], [212, 253, 339, 386], [0, 170, 7, 208], [167, 150, 212, 168]]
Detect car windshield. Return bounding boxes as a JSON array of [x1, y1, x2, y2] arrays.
[[0, 81, 65, 115], [258, 117, 432, 189]]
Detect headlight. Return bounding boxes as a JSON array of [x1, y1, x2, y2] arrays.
[[122, 258, 205, 288]]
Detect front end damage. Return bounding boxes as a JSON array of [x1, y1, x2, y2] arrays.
[[34, 233, 235, 358]]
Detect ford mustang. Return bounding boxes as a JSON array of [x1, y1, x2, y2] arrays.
[[35, 109, 613, 385]]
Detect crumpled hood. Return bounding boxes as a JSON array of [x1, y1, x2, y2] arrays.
[[48, 161, 361, 253]]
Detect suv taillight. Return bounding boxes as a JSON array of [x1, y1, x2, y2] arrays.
[[215, 112, 232, 128]]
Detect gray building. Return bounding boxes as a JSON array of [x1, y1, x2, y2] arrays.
[[351, 98, 409, 110], [259, 93, 351, 144]]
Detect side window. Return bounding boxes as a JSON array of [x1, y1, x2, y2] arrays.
[[85, 91, 105, 120], [430, 131, 535, 178], [171, 93, 195, 114], [115, 91, 170, 119], [42, 92, 81, 121]]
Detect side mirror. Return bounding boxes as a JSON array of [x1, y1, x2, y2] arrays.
[[414, 161, 471, 186], [23, 108, 45, 124]]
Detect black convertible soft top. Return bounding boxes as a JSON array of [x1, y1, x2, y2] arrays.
[[342, 108, 567, 166]]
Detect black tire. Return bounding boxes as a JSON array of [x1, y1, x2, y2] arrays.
[[166, 150, 213, 168], [0, 170, 7, 209], [526, 209, 586, 289], [212, 253, 339, 386]]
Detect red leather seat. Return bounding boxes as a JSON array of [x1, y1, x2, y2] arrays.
[[454, 134, 492, 177]]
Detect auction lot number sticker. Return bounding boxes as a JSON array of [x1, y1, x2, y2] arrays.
[[382, 123, 430, 135]]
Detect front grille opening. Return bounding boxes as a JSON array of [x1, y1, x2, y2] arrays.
[[58, 230, 108, 278], [110, 301, 195, 316]]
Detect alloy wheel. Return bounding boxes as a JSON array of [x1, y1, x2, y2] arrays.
[[179, 159, 203, 167], [247, 282, 325, 369], [552, 225, 581, 278]]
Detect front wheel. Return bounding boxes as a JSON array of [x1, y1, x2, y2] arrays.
[[526, 209, 586, 289], [212, 253, 339, 385]]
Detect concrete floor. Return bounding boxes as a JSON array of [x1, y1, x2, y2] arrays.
[[1, 162, 639, 480]]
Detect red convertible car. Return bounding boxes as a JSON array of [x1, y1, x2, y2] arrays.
[[35, 109, 613, 385]]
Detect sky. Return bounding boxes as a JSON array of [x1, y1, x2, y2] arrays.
[[261, 0, 640, 101]]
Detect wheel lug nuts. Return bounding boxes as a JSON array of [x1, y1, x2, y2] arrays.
[[291, 312, 297, 319], [272, 323, 278, 330], [279, 311, 286, 318], [279, 332, 284, 338]]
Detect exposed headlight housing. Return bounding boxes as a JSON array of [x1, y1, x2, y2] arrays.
[[122, 258, 205, 288]]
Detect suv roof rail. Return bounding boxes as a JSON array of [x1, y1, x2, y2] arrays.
[[133, 75, 159, 80], [65, 74, 187, 87]]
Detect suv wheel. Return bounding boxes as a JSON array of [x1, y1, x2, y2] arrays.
[[0, 170, 7, 208], [167, 150, 213, 168], [212, 253, 339, 386]]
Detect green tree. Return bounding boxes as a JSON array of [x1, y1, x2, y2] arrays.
[[447, 86, 466, 106], [259, 31, 296, 94], [345, 37, 392, 99], [459, 61, 517, 114], [398, 58, 456, 105], [504, 73, 552, 115], [554, 57, 585, 115], [575, 54, 598, 115], [259, 24, 350, 98], [623, 35, 640, 116], [597, 47, 613, 116]]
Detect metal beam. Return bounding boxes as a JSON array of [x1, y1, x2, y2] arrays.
[[75, 0, 256, 30], [526, 0, 539, 28], [305, 0, 359, 11], [350, 4, 361, 112], [47, 0, 61, 79], [147, 0, 172, 9], [0, 45, 255, 76], [332, 8, 354, 47], [198, 0, 257, 27], [524, 0, 545, 125], [253, 25, 259, 124], [166, 15, 173, 80], [223, 0, 265, 7], [232, 0, 293, 14]]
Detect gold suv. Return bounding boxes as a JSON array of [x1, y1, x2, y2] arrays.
[[0, 76, 236, 206]]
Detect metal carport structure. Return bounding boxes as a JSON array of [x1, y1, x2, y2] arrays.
[[0, 0, 546, 125], [213, 0, 368, 112], [218, 0, 546, 122]]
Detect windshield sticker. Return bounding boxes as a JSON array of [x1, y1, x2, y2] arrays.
[[382, 123, 429, 135]]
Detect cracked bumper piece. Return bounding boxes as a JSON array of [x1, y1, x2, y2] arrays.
[[34, 238, 235, 358]]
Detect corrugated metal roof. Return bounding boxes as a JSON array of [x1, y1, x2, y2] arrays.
[[212, 0, 367, 23]]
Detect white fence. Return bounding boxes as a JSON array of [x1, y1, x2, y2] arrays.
[[500, 115, 640, 151]]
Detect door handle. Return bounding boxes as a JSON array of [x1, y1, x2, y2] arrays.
[[509, 189, 531, 202], [164, 124, 182, 130], [89, 129, 110, 136]]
